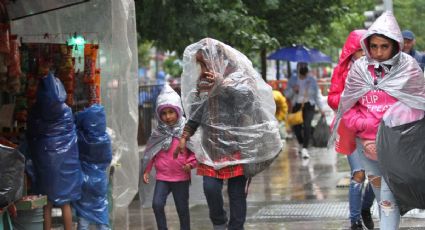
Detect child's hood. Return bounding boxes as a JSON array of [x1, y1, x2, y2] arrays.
[[155, 84, 183, 120], [360, 11, 403, 61]]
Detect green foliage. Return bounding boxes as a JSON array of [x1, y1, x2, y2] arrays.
[[136, 0, 276, 56], [138, 40, 153, 68], [394, 0, 425, 51], [135, 0, 381, 69], [163, 55, 183, 78]]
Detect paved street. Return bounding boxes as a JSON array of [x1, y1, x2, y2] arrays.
[[129, 138, 425, 230]]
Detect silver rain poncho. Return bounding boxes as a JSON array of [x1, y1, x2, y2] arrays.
[[181, 38, 282, 173], [140, 84, 186, 172], [330, 11, 425, 146]]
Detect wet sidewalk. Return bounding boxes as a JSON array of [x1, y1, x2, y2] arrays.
[[129, 139, 425, 230]]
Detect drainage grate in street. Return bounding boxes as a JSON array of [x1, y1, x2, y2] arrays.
[[251, 201, 350, 220]]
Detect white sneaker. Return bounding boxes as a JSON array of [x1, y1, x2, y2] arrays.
[[301, 148, 310, 159]]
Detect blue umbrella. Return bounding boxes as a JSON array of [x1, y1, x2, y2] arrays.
[[267, 45, 332, 63], [267, 45, 312, 62], [310, 48, 332, 63]]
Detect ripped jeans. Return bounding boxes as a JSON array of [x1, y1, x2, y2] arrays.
[[358, 139, 400, 230], [347, 145, 375, 224]]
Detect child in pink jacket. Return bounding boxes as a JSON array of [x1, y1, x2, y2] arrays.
[[142, 84, 197, 230]]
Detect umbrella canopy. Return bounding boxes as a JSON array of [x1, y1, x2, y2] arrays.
[[268, 45, 311, 62], [310, 48, 332, 63], [267, 45, 332, 63]]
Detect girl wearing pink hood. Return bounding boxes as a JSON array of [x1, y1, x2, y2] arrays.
[[328, 29, 375, 230], [332, 11, 425, 230], [141, 84, 197, 230]]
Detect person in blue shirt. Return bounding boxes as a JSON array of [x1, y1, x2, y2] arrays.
[[401, 30, 425, 71], [285, 62, 324, 158]]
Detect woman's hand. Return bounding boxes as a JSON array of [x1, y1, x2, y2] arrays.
[[143, 172, 150, 184], [173, 137, 187, 159], [182, 164, 192, 173]]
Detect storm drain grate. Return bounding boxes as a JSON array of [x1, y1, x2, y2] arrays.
[[251, 201, 350, 220]]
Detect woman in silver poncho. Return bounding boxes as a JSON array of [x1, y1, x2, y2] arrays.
[[175, 38, 282, 230], [331, 12, 425, 230]]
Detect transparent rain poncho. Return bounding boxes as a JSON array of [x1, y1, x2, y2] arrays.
[[181, 38, 282, 171]]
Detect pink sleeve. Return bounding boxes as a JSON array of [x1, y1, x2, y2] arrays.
[[144, 156, 155, 174], [185, 149, 198, 169], [342, 104, 365, 132]]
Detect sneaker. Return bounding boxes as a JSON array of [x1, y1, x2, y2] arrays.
[[301, 158, 310, 166], [350, 220, 363, 230], [301, 148, 310, 159], [213, 223, 227, 230], [361, 209, 374, 229]]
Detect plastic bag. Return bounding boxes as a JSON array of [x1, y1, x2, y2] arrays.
[[72, 161, 110, 225], [383, 101, 424, 127], [312, 115, 330, 147], [0, 144, 25, 208], [377, 117, 425, 214]]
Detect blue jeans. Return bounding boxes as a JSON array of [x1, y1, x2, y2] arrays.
[[77, 217, 110, 230], [203, 176, 247, 230], [152, 180, 190, 230], [347, 145, 375, 224], [358, 140, 400, 230]]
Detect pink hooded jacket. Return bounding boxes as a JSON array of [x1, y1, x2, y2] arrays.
[[328, 29, 366, 110], [145, 138, 197, 182], [342, 67, 397, 139]]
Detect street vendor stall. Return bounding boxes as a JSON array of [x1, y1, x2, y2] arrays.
[[0, 0, 138, 229]]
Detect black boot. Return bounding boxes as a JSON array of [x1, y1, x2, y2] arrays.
[[361, 209, 374, 229], [350, 220, 363, 230]]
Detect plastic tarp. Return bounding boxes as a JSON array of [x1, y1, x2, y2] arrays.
[[73, 104, 111, 225], [8, 0, 139, 214], [27, 74, 82, 206], [75, 104, 112, 164], [0, 144, 25, 208], [181, 38, 282, 175]]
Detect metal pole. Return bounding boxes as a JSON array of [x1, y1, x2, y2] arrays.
[[384, 0, 393, 12], [276, 60, 280, 80]]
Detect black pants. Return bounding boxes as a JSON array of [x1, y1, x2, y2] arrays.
[[292, 102, 315, 149]]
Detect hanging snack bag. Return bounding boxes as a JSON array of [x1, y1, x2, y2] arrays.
[[83, 44, 98, 84], [0, 23, 9, 54], [7, 35, 22, 78]]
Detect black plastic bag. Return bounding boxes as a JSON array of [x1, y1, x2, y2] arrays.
[[377, 117, 425, 215], [0, 144, 25, 208], [312, 115, 330, 147]]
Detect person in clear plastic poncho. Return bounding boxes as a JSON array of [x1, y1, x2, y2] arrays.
[[176, 38, 282, 229], [330, 11, 425, 230]]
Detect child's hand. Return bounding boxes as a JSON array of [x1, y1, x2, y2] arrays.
[[182, 164, 192, 173], [173, 137, 187, 159], [143, 172, 150, 184]]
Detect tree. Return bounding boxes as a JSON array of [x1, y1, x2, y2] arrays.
[[135, 0, 374, 79], [136, 0, 277, 55]]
